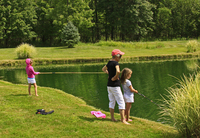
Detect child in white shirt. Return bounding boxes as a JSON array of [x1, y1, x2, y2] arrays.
[[121, 68, 138, 121]]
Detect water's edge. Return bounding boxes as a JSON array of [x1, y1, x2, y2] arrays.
[[0, 53, 200, 67]]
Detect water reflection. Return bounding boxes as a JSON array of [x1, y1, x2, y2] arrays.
[[0, 59, 198, 122]]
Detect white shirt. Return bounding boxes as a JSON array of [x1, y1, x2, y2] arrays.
[[122, 79, 134, 97]]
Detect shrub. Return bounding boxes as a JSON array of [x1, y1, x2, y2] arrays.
[[15, 43, 36, 59], [186, 40, 198, 53], [61, 21, 80, 48], [160, 74, 200, 137]]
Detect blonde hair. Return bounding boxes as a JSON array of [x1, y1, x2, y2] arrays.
[[120, 68, 132, 84]]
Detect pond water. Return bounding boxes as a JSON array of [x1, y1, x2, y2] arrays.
[[0, 59, 198, 122]]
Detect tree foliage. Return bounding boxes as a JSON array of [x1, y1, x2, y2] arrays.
[[0, 0, 37, 47], [152, 0, 200, 39], [61, 21, 80, 48], [0, 0, 200, 47]]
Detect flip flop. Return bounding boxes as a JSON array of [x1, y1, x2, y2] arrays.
[[91, 111, 106, 118], [125, 119, 132, 122]]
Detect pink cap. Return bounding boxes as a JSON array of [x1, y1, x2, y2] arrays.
[[111, 49, 125, 56]]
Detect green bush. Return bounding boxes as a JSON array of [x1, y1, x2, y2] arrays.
[[186, 40, 198, 53], [61, 21, 80, 48], [160, 74, 200, 137], [15, 43, 36, 59]]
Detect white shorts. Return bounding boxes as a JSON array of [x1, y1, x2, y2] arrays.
[[107, 86, 125, 110], [27, 78, 36, 84], [124, 94, 134, 103]]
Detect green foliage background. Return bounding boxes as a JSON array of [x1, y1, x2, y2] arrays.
[[0, 0, 200, 47]]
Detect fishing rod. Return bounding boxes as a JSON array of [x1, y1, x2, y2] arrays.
[[137, 92, 162, 109], [39, 72, 105, 74]]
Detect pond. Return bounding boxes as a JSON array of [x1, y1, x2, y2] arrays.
[[0, 59, 198, 123]]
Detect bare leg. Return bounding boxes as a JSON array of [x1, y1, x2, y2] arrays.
[[109, 108, 117, 122], [125, 103, 132, 121], [119, 109, 130, 125], [28, 84, 31, 95], [33, 83, 38, 96]]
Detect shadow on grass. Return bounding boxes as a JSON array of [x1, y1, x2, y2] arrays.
[[9, 94, 29, 96], [162, 132, 181, 138], [78, 116, 111, 122], [56, 46, 75, 49]]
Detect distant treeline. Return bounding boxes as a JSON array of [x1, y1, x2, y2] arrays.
[[0, 0, 200, 47]]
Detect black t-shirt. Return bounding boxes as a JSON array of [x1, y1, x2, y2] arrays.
[[106, 61, 120, 87]]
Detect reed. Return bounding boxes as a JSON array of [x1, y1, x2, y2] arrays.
[[160, 73, 200, 137]]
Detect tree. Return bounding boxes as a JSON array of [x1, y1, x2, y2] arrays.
[[156, 7, 172, 39], [0, 0, 37, 48], [61, 21, 80, 48], [33, 0, 59, 46], [158, 0, 200, 39], [97, 0, 154, 41], [48, 0, 94, 42]]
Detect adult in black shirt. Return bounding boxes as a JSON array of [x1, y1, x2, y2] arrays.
[[102, 49, 129, 125]]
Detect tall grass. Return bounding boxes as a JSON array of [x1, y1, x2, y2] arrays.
[[15, 43, 36, 59], [186, 40, 199, 53], [95, 40, 165, 49], [160, 73, 200, 137]]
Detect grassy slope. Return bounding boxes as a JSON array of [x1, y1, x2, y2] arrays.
[[0, 80, 179, 138]]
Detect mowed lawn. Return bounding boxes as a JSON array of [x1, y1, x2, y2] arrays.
[[0, 80, 179, 138], [0, 40, 199, 60]]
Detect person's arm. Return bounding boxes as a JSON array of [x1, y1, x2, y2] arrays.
[[129, 85, 138, 93], [102, 65, 108, 74], [31, 67, 40, 75], [111, 65, 120, 81]]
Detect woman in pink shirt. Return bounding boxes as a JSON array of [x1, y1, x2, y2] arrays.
[[26, 58, 40, 96]]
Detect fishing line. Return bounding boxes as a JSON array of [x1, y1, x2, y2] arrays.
[[39, 72, 105, 74], [137, 92, 162, 109]]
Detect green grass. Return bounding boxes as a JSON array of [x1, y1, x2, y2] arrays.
[[0, 40, 200, 60], [0, 80, 179, 138], [0, 40, 199, 137]]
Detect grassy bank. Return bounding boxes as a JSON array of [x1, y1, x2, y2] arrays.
[[0, 40, 200, 66], [0, 80, 179, 138]]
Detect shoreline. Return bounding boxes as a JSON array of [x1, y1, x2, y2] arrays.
[[0, 52, 199, 67]]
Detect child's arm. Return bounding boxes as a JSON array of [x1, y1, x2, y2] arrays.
[[34, 72, 40, 75], [31, 67, 40, 75], [111, 65, 120, 81], [102, 65, 108, 74], [129, 85, 138, 93]]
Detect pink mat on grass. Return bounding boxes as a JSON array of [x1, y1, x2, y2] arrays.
[[91, 111, 106, 118]]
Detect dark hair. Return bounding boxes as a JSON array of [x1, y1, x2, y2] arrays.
[[120, 68, 132, 84]]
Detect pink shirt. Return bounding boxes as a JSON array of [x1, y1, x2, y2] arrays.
[[26, 58, 39, 78]]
